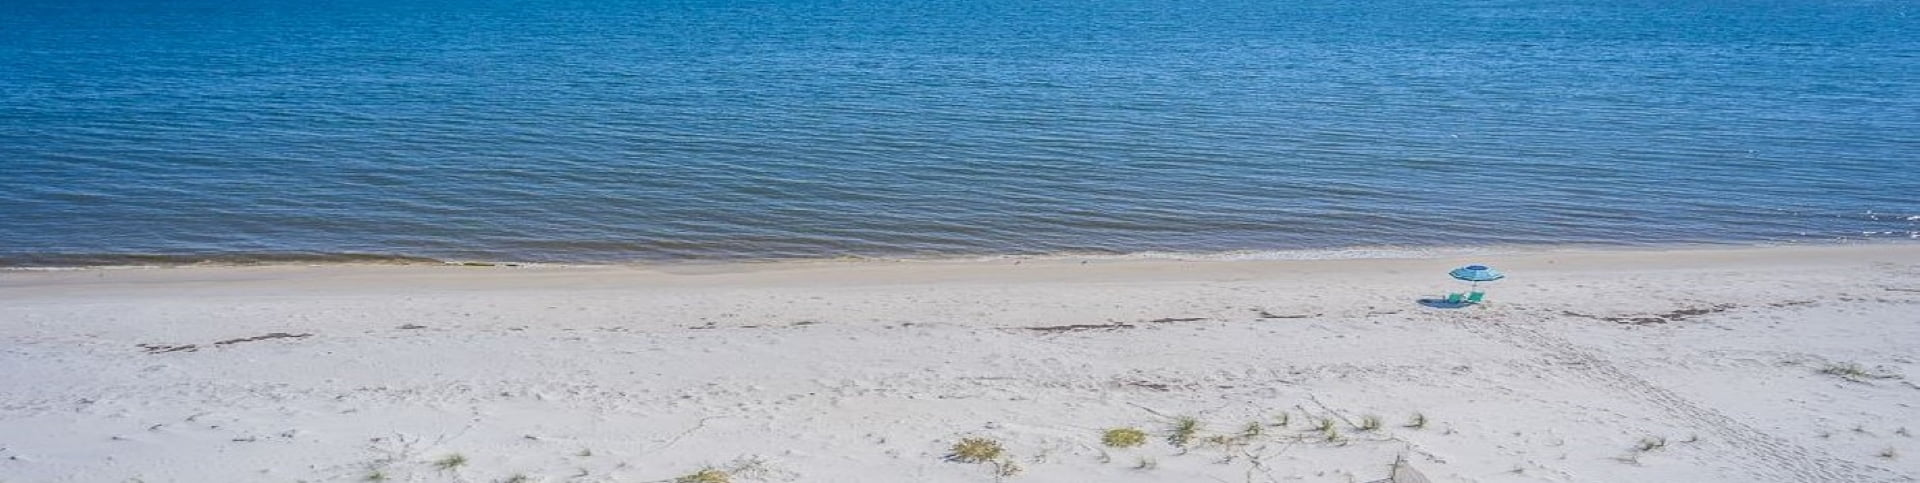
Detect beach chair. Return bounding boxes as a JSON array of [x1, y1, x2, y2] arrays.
[[1444, 293, 1463, 304], [1465, 291, 1485, 304]]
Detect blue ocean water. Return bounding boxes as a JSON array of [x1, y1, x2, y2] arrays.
[[2, 0, 1917, 266]]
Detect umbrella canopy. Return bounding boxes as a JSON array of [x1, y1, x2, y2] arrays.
[[1449, 265, 1505, 282]]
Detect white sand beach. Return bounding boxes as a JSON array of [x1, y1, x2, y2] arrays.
[[2, 245, 1917, 483]]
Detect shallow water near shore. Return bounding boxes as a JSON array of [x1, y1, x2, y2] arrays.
[[2, 0, 1917, 266]]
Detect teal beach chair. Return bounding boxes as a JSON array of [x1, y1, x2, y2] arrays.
[[1465, 291, 1485, 304], [1444, 293, 1463, 304]]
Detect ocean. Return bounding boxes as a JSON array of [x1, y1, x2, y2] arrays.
[[2, 0, 1916, 266]]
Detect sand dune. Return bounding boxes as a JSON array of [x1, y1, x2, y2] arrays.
[[2, 245, 1916, 482]]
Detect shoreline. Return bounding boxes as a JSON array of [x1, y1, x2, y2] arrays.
[[2, 243, 1916, 482], [4, 243, 1916, 285], [3, 238, 1914, 272]]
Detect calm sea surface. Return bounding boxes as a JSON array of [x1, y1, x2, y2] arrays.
[[2, 0, 1917, 265]]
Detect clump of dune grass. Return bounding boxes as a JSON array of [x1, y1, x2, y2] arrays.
[[1354, 415, 1382, 432], [1820, 363, 1901, 382], [674, 468, 730, 483], [1166, 417, 1201, 449], [503, 474, 531, 483], [1102, 428, 1147, 448], [1304, 417, 1343, 443], [433, 453, 468, 471], [1633, 436, 1668, 452], [1271, 411, 1291, 428], [1404, 412, 1427, 429], [1202, 434, 1239, 448], [1241, 421, 1265, 439], [993, 459, 1023, 478], [949, 437, 1006, 463], [725, 456, 777, 480], [1880, 447, 1899, 460], [363, 469, 389, 482], [947, 437, 1021, 480], [1309, 418, 1335, 434]]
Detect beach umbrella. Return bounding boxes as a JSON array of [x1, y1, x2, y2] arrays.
[[1449, 264, 1504, 293]]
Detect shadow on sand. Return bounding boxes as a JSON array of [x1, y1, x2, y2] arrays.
[[1416, 298, 1473, 309]]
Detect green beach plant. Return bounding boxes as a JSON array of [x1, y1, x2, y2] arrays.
[[673, 468, 730, 483], [1203, 434, 1238, 448], [1404, 412, 1427, 429], [1634, 436, 1667, 452], [1819, 362, 1900, 382], [1241, 421, 1265, 439], [948, 437, 1006, 463], [1101, 428, 1148, 448], [1355, 415, 1382, 432], [1311, 418, 1335, 433], [947, 437, 1020, 480], [434, 453, 468, 471], [994, 459, 1023, 478], [1167, 417, 1201, 449]]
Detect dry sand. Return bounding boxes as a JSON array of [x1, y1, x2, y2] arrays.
[[2, 245, 1917, 482]]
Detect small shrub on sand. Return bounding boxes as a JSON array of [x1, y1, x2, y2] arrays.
[[948, 437, 1006, 463], [1405, 412, 1427, 429], [1880, 448, 1899, 460], [1310, 418, 1335, 433], [1102, 428, 1148, 448], [1167, 417, 1202, 448], [1819, 363, 1899, 382], [1271, 411, 1291, 428], [503, 474, 531, 483], [1355, 415, 1382, 432], [674, 468, 730, 483], [1241, 421, 1265, 439], [1634, 436, 1668, 452], [1203, 434, 1239, 448], [434, 453, 468, 471], [725, 456, 777, 480], [948, 438, 1021, 481], [363, 470, 388, 482], [994, 459, 1023, 478]]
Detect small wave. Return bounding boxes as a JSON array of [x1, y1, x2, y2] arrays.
[[891, 244, 1597, 264], [0, 252, 447, 269]]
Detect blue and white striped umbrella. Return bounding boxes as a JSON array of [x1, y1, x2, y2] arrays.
[[1449, 264, 1505, 297], [1449, 265, 1505, 282]]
